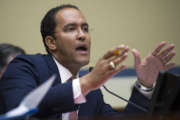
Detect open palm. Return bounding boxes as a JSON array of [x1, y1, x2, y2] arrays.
[[132, 42, 176, 88]]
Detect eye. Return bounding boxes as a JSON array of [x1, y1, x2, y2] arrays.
[[82, 25, 89, 33], [64, 26, 76, 32], [63, 24, 76, 32]]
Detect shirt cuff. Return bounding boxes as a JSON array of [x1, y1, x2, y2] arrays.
[[72, 78, 86, 104], [134, 81, 154, 99]]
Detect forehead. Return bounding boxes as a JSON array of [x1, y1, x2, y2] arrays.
[[55, 8, 87, 25]]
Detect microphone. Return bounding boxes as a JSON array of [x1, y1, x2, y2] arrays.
[[88, 67, 148, 113]]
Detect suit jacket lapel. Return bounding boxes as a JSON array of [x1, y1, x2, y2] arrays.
[[44, 54, 61, 84]]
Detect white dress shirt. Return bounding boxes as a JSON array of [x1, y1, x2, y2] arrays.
[[53, 57, 86, 120]]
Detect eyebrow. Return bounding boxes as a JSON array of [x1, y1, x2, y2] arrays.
[[64, 23, 76, 28], [63, 22, 89, 28]]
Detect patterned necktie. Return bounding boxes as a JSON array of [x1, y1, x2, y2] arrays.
[[68, 76, 78, 120], [69, 111, 78, 120]]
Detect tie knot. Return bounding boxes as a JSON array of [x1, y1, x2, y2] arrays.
[[68, 76, 76, 82], [71, 76, 77, 80]]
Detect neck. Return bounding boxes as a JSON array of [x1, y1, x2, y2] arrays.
[[65, 63, 79, 75], [52, 54, 82, 76]]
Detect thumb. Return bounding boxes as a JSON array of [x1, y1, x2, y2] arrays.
[[131, 49, 141, 67]]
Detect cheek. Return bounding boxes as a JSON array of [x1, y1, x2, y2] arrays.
[[87, 36, 91, 48], [57, 34, 75, 47], [59, 39, 76, 54]]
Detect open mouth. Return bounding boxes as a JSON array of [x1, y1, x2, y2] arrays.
[[76, 45, 88, 54], [76, 45, 87, 51]]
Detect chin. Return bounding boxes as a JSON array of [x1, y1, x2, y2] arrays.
[[78, 59, 89, 67]]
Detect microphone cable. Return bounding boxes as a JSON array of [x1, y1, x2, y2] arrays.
[[102, 85, 148, 112], [88, 67, 148, 112]]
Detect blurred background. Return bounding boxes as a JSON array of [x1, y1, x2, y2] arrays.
[[0, 0, 179, 110]]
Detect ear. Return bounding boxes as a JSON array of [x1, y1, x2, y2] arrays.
[[45, 36, 57, 51]]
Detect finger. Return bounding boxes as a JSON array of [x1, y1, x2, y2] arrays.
[[164, 62, 176, 71], [132, 49, 141, 67], [112, 45, 129, 57], [114, 52, 128, 66], [163, 51, 176, 64], [102, 48, 116, 59], [106, 56, 117, 63], [107, 53, 128, 70], [103, 45, 128, 59], [104, 45, 128, 62], [152, 41, 166, 56], [115, 65, 126, 73], [107, 50, 128, 63], [117, 45, 129, 56], [110, 65, 126, 76], [158, 44, 175, 58]]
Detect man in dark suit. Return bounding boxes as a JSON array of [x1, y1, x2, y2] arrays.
[[0, 43, 25, 79], [0, 4, 176, 120]]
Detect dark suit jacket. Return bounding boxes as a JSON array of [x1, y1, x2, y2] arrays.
[[0, 54, 150, 119]]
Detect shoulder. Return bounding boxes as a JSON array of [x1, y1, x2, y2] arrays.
[[1, 54, 52, 85], [4, 54, 49, 76], [14, 53, 46, 62], [11, 53, 51, 66]]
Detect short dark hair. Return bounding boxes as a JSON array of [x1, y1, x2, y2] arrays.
[[40, 4, 79, 53], [0, 43, 25, 72]]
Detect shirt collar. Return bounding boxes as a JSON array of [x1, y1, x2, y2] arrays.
[[52, 56, 79, 83]]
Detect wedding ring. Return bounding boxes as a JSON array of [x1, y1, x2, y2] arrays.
[[109, 61, 116, 69]]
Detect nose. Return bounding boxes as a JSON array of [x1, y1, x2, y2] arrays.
[[77, 28, 86, 41]]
